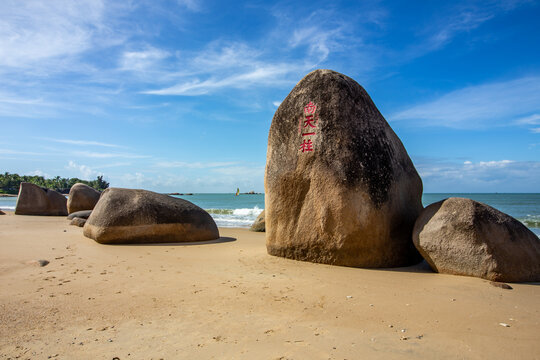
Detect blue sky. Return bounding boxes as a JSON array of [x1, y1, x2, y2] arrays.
[[1, 0, 539, 193]]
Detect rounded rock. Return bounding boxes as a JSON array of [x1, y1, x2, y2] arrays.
[[67, 183, 101, 214], [83, 188, 219, 244], [413, 197, 540, 282]]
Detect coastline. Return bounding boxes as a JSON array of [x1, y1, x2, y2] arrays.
[[1, 213, 538, 359]]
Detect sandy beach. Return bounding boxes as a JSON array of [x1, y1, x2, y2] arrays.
[[1, 212, 539, 359]]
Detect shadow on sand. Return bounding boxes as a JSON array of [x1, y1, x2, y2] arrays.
[[121, 236, 237, 247]]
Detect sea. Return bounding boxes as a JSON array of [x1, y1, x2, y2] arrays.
[[1, 193, 539, 236]]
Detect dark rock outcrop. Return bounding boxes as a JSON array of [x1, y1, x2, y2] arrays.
[[413, 197, 540, 282], [83, 188, 219, 244], [67, 183, 100, 214], [15, 182, 67, 216], [265, 69, 423, 267], [250, 210, 265, 232]]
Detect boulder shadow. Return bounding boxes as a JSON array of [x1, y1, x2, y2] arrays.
[[372, 259, 435, 275], [124, 236, 237, 247]]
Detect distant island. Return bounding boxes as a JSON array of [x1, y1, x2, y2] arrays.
[[0, 172, 109, 195]]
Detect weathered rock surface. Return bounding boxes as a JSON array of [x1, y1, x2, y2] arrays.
[[67, 210, 92, 220], [83, 188, 219, 244], [70, 217, 86, 227], [250, 210, 265, 232], [265, 69, 423, 268], [15, 182, 67, 216], [413, 197, 540, 282], [67, 183, 100, 214]]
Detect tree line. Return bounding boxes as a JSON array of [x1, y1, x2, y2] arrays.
[[0, 172, 109, 194]]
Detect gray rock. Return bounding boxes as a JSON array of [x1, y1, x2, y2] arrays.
[[15, 182, 67, 216], [413, 197, 540, 282], [83, 188, 219, 244], [70, 217, 86, 227], [250, 210, 265, 232], [67, 210, 92, 220], [67, 183, 100, 214], [26, 259, 49, 267], [265, 69, 423, 267]]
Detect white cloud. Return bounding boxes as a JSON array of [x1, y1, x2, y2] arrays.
[[72, 151, 150, 159], [120, 47, 171, 72], [144, 62, 302, 95], [43, 138, 125, 148], [272, 101, 281, 107], [29, 170, 50, 178], [66, 160, 99, 179], [177, 0, 201, 12], [155, 161, 238, 169], [415, 157, 540, 192], [0, 0, 111, 68], [400, 1, 532, 61], [531, 128, 540, 134], [515, 113, 540, 125], [0, 148, 46, 156], [392, 76, 540, 128]]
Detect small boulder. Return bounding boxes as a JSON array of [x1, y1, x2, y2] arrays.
[[15, 182, 67, 216], [265, 69, 423, 267], [250, 210, 265, 232], [413, 197, 540, 282], [83, 188, 219, 244], [67, 183, 100, 214], [0, 210, 5, 215], [67, 210, 92, 220], [70, 217, 86, 227]]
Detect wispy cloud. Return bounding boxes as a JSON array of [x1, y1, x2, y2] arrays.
[[66, 160, 100, 179], [415, 157, 540, 192], [402, 0, 532, 60], [72, 151, 150, 159], [155, 161, 239, 168], [0, 148, 46, 156], [144, 63, 301, 96], [515, 113, 540, 125], [0, 0, 127, 71], [42, 138, 125, 148], [392, 76, 540, 128], [177, 0, 202, 12], [120, 47, 171, 72]]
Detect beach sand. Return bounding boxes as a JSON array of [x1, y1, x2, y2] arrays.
[[1, 212, 539, 359]]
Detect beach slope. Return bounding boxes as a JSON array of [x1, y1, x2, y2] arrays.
[[1, 213, 539, 359]]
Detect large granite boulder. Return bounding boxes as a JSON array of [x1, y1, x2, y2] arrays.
[[265, 69, 423, 268], [67, 183, 100, 214], [83, 188, 219, 244], [15, 182, 67, 216], [413, 197, 540, 282], [250, 210, 265, 232]]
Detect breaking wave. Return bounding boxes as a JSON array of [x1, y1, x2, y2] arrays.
[[206, 206, 263, 228]]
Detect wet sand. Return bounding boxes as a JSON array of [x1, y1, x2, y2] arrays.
[[1, 212, 539, 359]]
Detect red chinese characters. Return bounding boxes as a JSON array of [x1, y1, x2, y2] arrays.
[[299, 101, 319, 153]]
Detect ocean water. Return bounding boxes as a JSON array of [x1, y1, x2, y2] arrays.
[[1, 193, 539, 235]]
